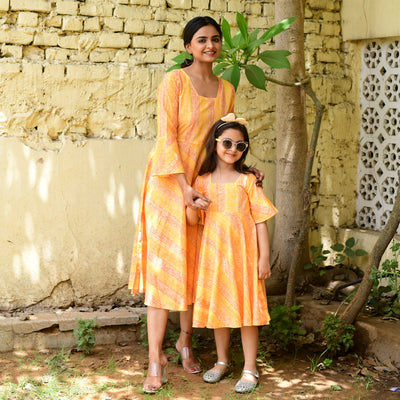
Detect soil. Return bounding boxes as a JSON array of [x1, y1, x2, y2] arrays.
[[0, 332, 399, 400]]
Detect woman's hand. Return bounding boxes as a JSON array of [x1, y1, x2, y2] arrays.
[[258, 259, 271, 280], [183, 186, 211, 210], [249, 167, 264, 187]]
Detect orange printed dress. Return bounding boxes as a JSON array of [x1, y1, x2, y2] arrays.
[[128, 69, 235, 311], [192, 173, 278, 329]]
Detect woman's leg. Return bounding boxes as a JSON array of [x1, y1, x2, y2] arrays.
[[176, 305, 201, 373], [240, 326, 259, 381], [143, 306, 169, 391]]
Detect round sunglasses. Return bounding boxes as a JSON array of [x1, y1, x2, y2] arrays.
[[215, 137, 248, 152]]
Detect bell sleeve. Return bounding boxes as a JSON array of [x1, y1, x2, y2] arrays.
[[151, 70, 185, 177], [246, 174, 278, 224]]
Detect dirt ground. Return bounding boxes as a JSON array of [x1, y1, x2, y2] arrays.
[[0, 331, 399, 400]]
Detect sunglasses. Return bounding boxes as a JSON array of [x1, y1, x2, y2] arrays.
[[215, 138, 248, 152]]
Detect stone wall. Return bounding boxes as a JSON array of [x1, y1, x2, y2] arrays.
[[0, 0, 367, 309]]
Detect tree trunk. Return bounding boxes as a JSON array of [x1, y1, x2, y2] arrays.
[[269, 0, 309, 295], [340, 171, 400, 325]]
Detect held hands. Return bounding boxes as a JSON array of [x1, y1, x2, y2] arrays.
[[183, 186, 211, 210], [258, 259, 271, 280]]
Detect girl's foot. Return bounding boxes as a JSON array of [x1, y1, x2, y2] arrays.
[[203, 361, 229, 383], [176, 330, 201, 373], [234, 369, 259, 393], [143, 360, 168, 393]]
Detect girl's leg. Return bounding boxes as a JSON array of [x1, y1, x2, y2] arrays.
[[175, 305, 201, 373], [240, 326, 259, 381], [208, 327, 230, 374], [143, 306, 169, 392]]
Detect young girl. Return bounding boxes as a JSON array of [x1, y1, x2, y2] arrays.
[[186, 114, 278, 394]]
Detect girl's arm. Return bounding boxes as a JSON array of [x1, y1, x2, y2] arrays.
[[256, 222, 272, 280], [186, 204, 199, 226]]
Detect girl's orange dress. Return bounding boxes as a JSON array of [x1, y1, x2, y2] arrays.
[[128, 69, 235, 311], [192, 173, 278, 329]]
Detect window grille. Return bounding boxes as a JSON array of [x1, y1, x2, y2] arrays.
[[357, 40, 400, 233]]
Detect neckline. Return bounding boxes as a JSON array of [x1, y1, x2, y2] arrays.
[[209, 172, 242, 184], [180, 69, 221, 99]]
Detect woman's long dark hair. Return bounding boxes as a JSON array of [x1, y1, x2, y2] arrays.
[[181, 16, 222, 68], [198, 120, 252, 176]]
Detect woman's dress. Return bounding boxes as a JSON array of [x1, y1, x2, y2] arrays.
[[128, 69, 235, 311], [192, 173, 278, 328]]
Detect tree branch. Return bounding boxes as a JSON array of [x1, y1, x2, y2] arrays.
[[340, 170, 400, 325]]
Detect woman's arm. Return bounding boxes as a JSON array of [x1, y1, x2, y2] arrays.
[[256, 222, 271, 280], [175, 173, 211, 210]]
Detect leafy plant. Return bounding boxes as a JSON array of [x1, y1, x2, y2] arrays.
[[264, 305, 306, 350], [73, 317, 99, 355], [308, 348, 332, 374], [318, 314, 355, 356], [304, 237, 368, 275], [138, 314, 148, 347], [368, 240, 400, 317], [168, 12, 295, 91]]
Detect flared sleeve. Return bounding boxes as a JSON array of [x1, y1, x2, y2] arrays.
[[151, 70, 185, 176], [245, 174, 278, 224]]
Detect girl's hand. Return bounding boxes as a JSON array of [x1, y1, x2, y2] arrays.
[[183, 186, 211, 210], [258, 259, 271, 280], [249, 167, 264, 187]]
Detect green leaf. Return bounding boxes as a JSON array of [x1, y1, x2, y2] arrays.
[[221, 18, 233, 49], [166, 64, 181, 72], [171, 51, 191, 64], [331, 243, 344, 252], [314, 255, 327, 264], [355, 249, 368, 257], [310, 245, 320, 253], [213, 62, 230, 76], [259, 17, 296, 43], [304, 263, 313, 270], [345, 237, 356, 248], [259, 49, 292, 69], [232, 30, 245, 48], [322, 250, 331, 255], [221, 65, 241, 91], [244, 65, 266, 91], [236, 12, 249, 43], [335, 254, 346, 264], [249, 28, 260, 43], [344, 248, 355, 258]]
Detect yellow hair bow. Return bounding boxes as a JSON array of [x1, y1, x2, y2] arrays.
[[220, 113, 248, 125]]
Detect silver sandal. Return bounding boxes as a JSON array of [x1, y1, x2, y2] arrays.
[[234, 369, 259, 393], [203, 361, 229, 383]]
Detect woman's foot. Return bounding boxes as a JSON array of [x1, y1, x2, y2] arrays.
[[234, 369, 259, 393], [203, 361, 229, 383], [176, 330, 201, 373], [143, 359, 168, 393]]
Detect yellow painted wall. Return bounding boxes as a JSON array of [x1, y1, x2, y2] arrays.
[[2, 0, 395, 309]]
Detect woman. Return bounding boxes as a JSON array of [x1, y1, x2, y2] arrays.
[[128, 16, 236, 393]]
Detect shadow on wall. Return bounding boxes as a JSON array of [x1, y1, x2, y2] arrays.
[[0, 137, 153, 310]]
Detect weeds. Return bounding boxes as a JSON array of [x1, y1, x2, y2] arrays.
[[304, 237, 368, 276], [318, 314, 355, 356], [263, 305, 306, 350], [73, 317, 99, 355]]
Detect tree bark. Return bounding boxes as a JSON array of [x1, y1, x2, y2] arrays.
[[340, 171, 400, 325], [285, 84, 325, 307], [269, 0, 309, 295]]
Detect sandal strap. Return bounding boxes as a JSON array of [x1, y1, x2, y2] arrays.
[[242, 369, 259, 379], [215, 361, 229, 367]]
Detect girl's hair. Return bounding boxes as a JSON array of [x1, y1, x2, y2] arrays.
[[181, 16, 222, 68], [198, 120, 252, 176]]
